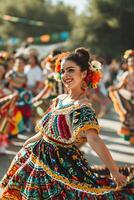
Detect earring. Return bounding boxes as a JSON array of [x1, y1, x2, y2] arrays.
[[81, 80, 87, 90]]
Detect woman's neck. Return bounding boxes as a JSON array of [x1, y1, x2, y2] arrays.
[[128, 67, 134, 74], [68, 88, 85, 99]]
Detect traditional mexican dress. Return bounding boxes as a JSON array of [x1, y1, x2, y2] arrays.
[[0, 93, 24, 152], [0, 97, 134, 199], [6, 70, 32, 133], [109, 71, 134, 142]]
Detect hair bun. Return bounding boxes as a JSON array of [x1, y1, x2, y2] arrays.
[[75, 47, 90, 62]]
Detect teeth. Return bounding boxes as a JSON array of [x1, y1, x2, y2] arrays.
[[65, 79, 72, 83]]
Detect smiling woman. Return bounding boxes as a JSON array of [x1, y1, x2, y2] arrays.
[[0, 48, 134, 200]]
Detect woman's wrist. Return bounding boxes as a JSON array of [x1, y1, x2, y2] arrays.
[[108, 164, 119, 172], [110, 166, 119, 175]]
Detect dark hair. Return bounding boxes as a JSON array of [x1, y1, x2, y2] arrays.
[[64, 47, 90, 71], [51, 49, 62, 57], [16, 55, 27, 64], [30, 55, 40, 65]]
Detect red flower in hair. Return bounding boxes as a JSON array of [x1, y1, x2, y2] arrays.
[[85, 70, 102, 88], [54, 52, 70, 80], [55, 64, 61, 73], [91, 71, 102, 84]]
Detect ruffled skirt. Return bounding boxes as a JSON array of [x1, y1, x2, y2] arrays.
[[0, 138, 134, 200]]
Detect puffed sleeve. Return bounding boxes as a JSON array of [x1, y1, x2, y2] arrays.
[[70, 105, 100, 144]]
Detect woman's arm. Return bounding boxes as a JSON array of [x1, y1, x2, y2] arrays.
[[86, 129, 126, 186], [23, 131, 43, 147], [109, 74, 127, 92], [32, 85, 49, 103]]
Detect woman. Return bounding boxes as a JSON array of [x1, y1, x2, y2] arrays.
[[32, 49, 63, 122], [0, 48, 134, 199], [0, 92, 18, 154], [5, 56, 32, 136], [109, 49, 134, 144]]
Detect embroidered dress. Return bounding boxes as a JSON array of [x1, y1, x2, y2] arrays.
[[0, 94, 24, 152], [0, 98, 134, 200], [109, 72, 134, 142]]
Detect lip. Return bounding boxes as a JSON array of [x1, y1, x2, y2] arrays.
[[64, 79, 73, 84]]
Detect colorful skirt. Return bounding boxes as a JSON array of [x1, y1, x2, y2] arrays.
[[0, 138, 134, 200], [109, 90, 134, 143]]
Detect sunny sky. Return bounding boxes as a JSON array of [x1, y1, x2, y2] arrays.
[[51, 0, 87, 14]]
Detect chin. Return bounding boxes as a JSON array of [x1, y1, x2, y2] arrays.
[[66, 85, 79, 91]]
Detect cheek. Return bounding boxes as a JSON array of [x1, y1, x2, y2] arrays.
[[75, 71, 83, 79]]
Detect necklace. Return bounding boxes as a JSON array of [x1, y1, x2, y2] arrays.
[[61, 91, 85, 105]]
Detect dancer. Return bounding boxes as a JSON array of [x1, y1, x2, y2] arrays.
[[0, 92, 18, 153], [32, 49, 64, 122], [109, 49, 134, 144], [0, 48, 133, 199]]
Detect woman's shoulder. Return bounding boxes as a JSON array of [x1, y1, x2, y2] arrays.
[[71, 98, 95, 115], [120, 71, 129, 81], [78, 97, 93, 109]]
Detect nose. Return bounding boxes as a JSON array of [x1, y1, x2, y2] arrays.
[[62, 70, 68, 78]]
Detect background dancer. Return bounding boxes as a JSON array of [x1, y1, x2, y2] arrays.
[[109, 50, 134, 144]]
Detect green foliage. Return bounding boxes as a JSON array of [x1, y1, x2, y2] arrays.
[[69, 0, 134, 58], [0, 0, 75, 40]]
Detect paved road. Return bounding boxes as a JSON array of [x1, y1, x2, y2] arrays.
[[0, 117, 134, 196]]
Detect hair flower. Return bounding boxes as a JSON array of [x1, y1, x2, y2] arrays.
[[54, 52, 70, 81], [55, 65, 61, 73], [90, 60, 102, 71], [85, 61, 102, 88], [123, 49, 134, 60]]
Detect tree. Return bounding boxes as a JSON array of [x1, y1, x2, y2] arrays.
[[0, 0, 75, 43], [69, 0, 134, 58]]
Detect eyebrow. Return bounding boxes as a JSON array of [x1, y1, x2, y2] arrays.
[[61, 66, 75, 71]]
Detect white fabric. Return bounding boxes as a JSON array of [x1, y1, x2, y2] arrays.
[[43, 63, 55, 80], [24, 65, 43, 88]]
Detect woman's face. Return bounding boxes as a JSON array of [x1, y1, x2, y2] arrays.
[[29, 56, 36, 66], [8, 59, 14, 70], [128, 56, 134, 67], [15, 59, 25, 71], [61, 60, 86, 90]]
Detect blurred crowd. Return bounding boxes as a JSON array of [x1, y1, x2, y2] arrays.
[[0, 46, 134, 153]]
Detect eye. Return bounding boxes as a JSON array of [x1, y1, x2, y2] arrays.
[[68, 69, 74, 72]]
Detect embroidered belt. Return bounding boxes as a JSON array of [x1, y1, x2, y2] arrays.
[[43, 133, 73, 147]]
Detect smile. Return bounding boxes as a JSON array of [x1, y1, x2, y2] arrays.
[[64, 79, 73, 84]]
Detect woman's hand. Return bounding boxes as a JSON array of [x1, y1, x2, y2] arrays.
[[111, 170, 127, 188], [86, 131, 127, 189]]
